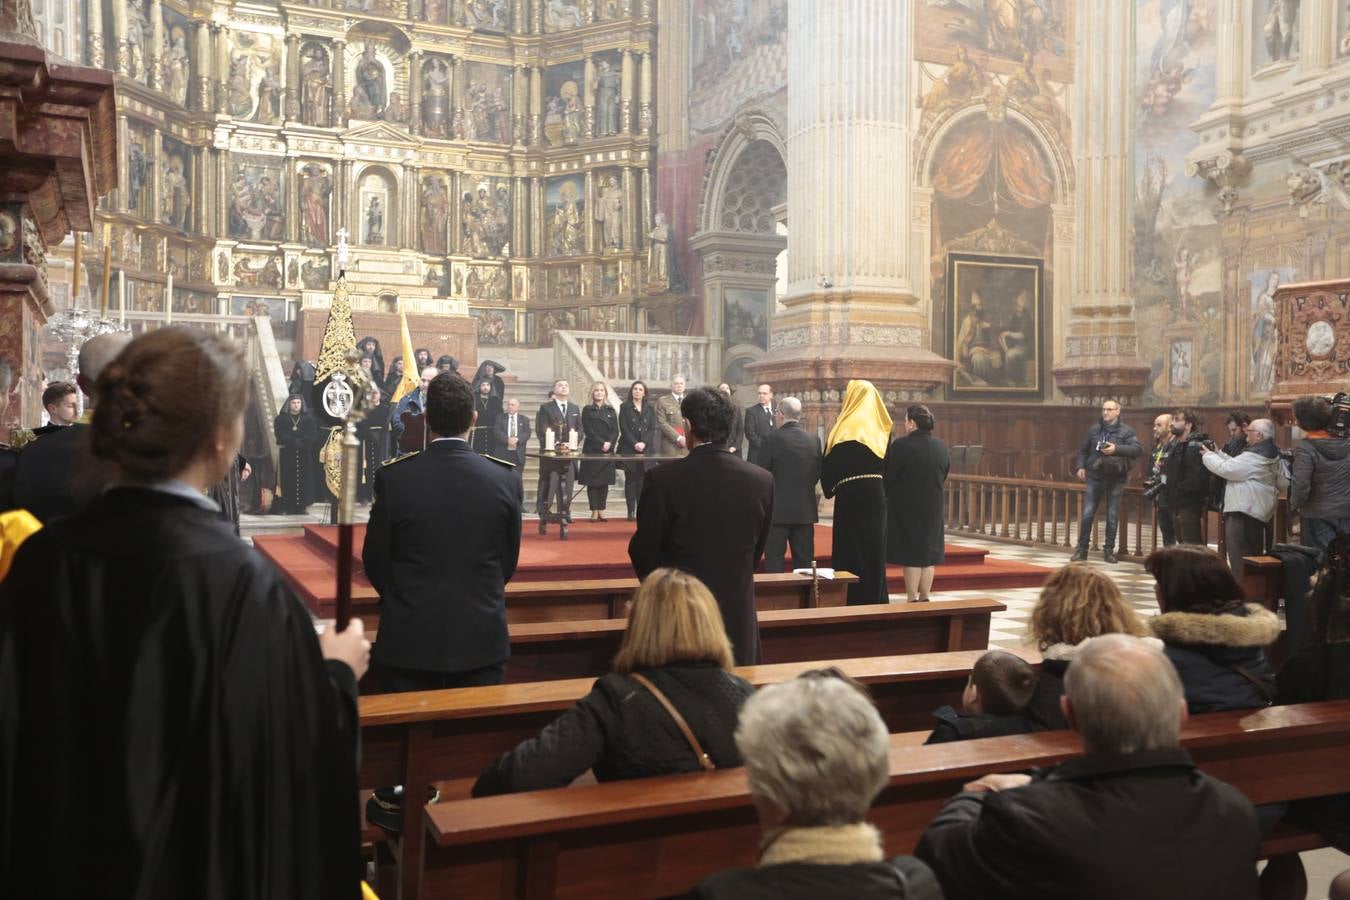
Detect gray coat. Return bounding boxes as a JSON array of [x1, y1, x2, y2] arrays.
[[1290, 437, 1350, 519]]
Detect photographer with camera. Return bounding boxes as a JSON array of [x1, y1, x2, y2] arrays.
[[1162, 409, 1212, 546], [1290, 395, 1350, 553], [1072, 400, 1142, 564], [1202, 419, 1287, 575], [1208, 411, 1251, 514], [1145, 414, 1177, 547]]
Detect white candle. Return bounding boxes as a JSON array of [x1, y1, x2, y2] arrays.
[[117, 269, 126, 324], [544, 428, 555, 451], [569, 428, 579, 449], [164, 273, 173, 324]]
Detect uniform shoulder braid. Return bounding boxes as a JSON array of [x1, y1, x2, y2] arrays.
[[382, 450, 420, 467], [483, 454, 517, 469]]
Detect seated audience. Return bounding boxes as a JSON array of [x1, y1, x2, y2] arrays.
[[0, 326, 370, 898], [1289, 395, 1350, 552], [689, 673, 942, 899], [1023, 563, 1153, 729], [473, 568, 753, 796], [926, 649, 1039, 744], [1145, 546, 1278, 712], [916, 634, 1261, 900]]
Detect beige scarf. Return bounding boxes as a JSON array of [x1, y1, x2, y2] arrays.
[[759, 822, 884, 868]]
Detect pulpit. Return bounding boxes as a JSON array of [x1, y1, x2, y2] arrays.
[[1269, 279, 1350, 424]]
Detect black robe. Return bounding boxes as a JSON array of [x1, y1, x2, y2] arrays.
[[822, 440, 888, 605], [274, 410, 317, 513], [358, 402, 391, 502], [0, 487, 361, 899], [884, 432, 950, 567], [472, 394, 503, 454], [579, 402, 619, 486]]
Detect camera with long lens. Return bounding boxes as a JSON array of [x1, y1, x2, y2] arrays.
[[1095, 440, 1110, 452], [1331, 392, 1350, 440], [1143, 476, 1164, 500]]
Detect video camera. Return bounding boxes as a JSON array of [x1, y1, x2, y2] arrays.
[[1331, 392, 1350, 440]]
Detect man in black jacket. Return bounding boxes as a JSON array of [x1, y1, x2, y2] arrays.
[[916, 634, 1261, 900], [743, 383, 776, 467], [492, 397, 530, 501], [629, 387, 774, 665], [535, 380, 582, 519], [1163, 408, 1211, 545], [363, 371, 522, 691], [1071, 400, 1142, 563], [760, 397, 822, 573]]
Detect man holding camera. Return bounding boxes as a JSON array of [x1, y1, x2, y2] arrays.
[[1290, 395, 1350, 552], [1072, 400, 1142, 563], [1162, 409, 1212, 546], [1145, 414, 1176, 547]]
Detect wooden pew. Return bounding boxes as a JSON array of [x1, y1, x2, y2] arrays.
[[1242, 555, 1283, 611], [418, 700, 1350, 899], [361, 646, 1035, 900]]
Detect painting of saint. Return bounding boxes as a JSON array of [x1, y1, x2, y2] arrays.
[[1170, 340, 1193, 391], [465, 63, 513, 143], [299, 163, 331, 249], [947, 253, 1043, 397], [546, 176, 584, 256], [420, 175, 450, 255], [544, 61, 585, 146]]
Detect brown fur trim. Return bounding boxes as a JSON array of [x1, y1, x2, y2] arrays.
[[1148, 604, 1280, 648]]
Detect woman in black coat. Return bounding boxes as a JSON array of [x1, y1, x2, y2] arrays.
[[618, 380, 657, 520], [473, 568, 753, 796], [884, 405, 950, 602], [579, 381, 619, 521], [822, 380, 892, 605]]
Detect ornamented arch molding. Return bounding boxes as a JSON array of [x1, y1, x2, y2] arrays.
[[696, 108, 787, 237], [912, 102, 1075, 206]]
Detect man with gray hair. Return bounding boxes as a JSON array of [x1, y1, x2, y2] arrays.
[[690, 673, 942, 898], [1202, 417, 1286, 574], [1, 331, 132, 522], [759, 396, 822, 572], [916, 634, 1260, 900]]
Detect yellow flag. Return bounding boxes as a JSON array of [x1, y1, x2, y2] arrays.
[[389, 307, 420, 404]]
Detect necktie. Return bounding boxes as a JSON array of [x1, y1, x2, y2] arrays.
[[509, 417, 516, 438], [558, 402, 566, 418]]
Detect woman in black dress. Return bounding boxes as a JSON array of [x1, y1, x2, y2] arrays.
[[885, 404, 950, 602], [618, 380, 657, 519], [822, 380, 893, 605], [579, 381, 619, 521]]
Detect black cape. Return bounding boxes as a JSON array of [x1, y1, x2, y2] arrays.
[[0, 487, 361, 899]]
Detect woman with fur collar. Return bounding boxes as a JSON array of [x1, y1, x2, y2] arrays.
[[1145, 546, 1279, 713], [1024, 563, 1155, 729]]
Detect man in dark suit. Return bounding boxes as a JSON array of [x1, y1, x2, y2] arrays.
[[1, 332, 130, 522], [743, 383, 776, 467], [760, 397, 822, 572], [629, 387, 774, 665], [535, 379, 583, 518], [363, 371, 521, 692], [34, 381, 78, 437], [492, 396, 530, 501]]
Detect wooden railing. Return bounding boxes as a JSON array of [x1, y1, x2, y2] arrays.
[[944, 474, 1291, 560]]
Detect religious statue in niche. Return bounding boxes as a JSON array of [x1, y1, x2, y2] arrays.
[[365, 195, 386, 245], [127, 139, 148, 216], [594, 57, 621, 136], [351, 44, 388, 120], [126, 0, 149, 81], [160, 151, 191, 230], [228, 164, 284, 241], [420, 176, 450, 255], [544, 0, 586, 31], [426, 0, 447, 22], [422, 58, 451, 137], [463, 0, 509, 30], [595, 176, 624, 250], [920, 46, 986, 126], [299, 163, 332, 248], [1264, 0, 1299, 63], [256, 67, 282, 124], [164, 26, 190, 106], [461, 183, 511, 258], [301, 46, 332, 127], [1250, 270, 1282, 394], [383, 92, 407, 125], [646, 211, 670, 288], [548, 178, 584, 256]]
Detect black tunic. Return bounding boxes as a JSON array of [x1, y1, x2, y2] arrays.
[[884, 432, 950, 567], [472, 394, 502, 454], [274, 409, 317, 512], [822, 440, 888, 605], [579, 402, 619, 486], [0, 487, 361, 899]]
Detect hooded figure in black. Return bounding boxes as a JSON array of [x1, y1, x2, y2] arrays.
[[471, 359, 506, 399], [273, 393, 318, 514], [357, 335, 386, 387], [288, 359, 316, 410], [0, 326, 368, 900]]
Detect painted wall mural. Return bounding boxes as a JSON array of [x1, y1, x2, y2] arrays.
[[914, 0, 1073, 81], [228, 156, 285, 241], [688, 0, 787, 135]]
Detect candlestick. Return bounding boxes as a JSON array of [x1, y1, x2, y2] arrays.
[[73, 236, 83, 302], [100, 239, 111, 319], [164, 273, 173, 324], [117, 270, 126, 324]]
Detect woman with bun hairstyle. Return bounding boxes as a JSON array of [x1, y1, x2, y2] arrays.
[[0, 327, 371, 899], [884, 404, 951, 602]]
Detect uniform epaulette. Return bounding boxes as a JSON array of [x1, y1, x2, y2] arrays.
[[382, 450, 420, 466], [9, 428, 35, 450], [484, 454, 517, 469]]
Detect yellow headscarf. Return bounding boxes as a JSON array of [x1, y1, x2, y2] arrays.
[[826, 380, 893, 460], [0, 509, 41, 581]]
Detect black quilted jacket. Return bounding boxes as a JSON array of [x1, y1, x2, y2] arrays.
[[471, 662, 754, 796]]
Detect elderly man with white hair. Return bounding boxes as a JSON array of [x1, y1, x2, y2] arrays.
[[759, 396, 822, 573], [1202, 417, 1287, 575], [689, 672, 942, 898], [916, 635, 1260, 900]]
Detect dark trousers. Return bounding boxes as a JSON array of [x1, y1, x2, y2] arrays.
[[587, 484, 609, 511], [537, 459, 575, 519], [622, 461, 646, 517], [1172, 503, 1205, 545], [1224, 511, 1268, 575], [1156, 503, 1176, 546], [379, 660, 507, 693], [1302, 516, 1350, 553], [765, 523, 815, 573], [1077, 477, 1126, 552]]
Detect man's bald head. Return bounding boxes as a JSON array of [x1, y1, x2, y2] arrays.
[[78, 332, 132, 402], [1063, 634, 1186, 756]]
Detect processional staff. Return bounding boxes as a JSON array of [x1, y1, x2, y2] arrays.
[[321, 348, 376, 632]]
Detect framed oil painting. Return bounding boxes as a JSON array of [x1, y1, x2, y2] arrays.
[[946, 252, 1044, 399]]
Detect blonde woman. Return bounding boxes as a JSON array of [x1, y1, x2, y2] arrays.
[[472, 568, 754, 795], [823, 380, 893, 605], [1024, 563, 1154, 728], [579, 380, 619, 520]]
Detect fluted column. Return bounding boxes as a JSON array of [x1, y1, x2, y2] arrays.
[[620, 50, 634, 135], [1212, 0, 1244, 105], [332, 39, 348, 128], [584, 169, 595, 253], [86, 0, 105, 67], [194, 22, 211, 110], [1052, 0, 1148, 402], [512, 175, 527, 256], [408, 50, 423, 135], [148, 0, 163, 90], [750, 0, 951, 397], [638, 50, 651, 136], [530, 175, 542, 257], [1299, 0, 1334, 77], [111, 0, 127, 75], [285, 34, 302, 120]]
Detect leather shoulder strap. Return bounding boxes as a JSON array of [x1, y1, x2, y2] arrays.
[[630, 672, 715, 771]]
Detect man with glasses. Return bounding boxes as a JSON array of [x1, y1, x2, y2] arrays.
[[1071, 400, 1142, 563]]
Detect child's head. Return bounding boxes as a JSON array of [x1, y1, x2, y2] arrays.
[[963, 650, 1037, 716]]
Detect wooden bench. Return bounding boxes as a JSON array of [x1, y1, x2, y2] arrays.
[[360, 646, 1034, 900], [419, 700, 1350, 898], [1242, 555, 1284, 611]]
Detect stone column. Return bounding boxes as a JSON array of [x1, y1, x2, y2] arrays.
[[512, 175, 527, 256], [640, 167, 651, 252], [148, 0, 163, 91], [285, 34, 302, 120], [620, 50, 634, 135], [451, 56, 466, 139], [1298, 0, 1334, 77], [584, 169, 595, 253], [213, 24, 230, 113], [638, 50, 652, 135], [408, 50, 423, 135], [621, 166, 636, 250], [752, 0, 951, 399], [529, 66, 543, 144], [194, 22, 211, 111], [513, 63, 526, 144], [1212, 0, 1244, 105], [532, 0, 543, 33], [110, 0, 127, 75], [530, 175, 542, 257], [655, 0, 687, 152], [1051, 0, 1149, 402], [332, 39, 348, 128], [87, 0, 105, 68], [583, 56, 596, 138]]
